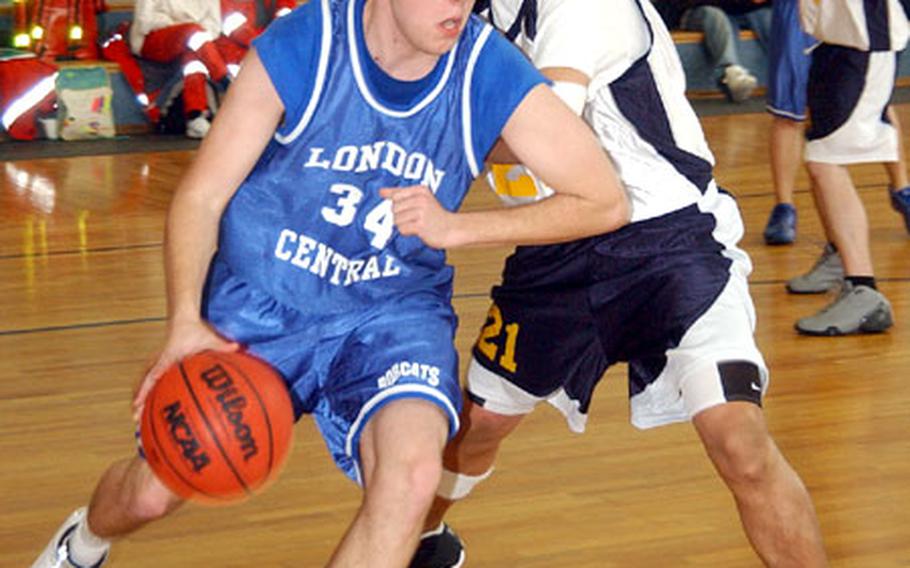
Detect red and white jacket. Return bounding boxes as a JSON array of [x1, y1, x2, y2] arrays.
[[16, 0, 106, 61], [129, 0, 222, 54], [0, 53, 58, 140], [220, 0, 297, 47]]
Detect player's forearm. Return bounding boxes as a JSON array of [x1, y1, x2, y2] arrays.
[[161, 49, 283, 323], [447, 189, 629, 248], [161, 137, 237, 326], [163, 189, 221, 324]]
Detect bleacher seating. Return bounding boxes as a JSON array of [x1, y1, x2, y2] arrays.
[[675, 29, 910, 96], [3, 2, 910, 138], [673, 30, 769, 95]]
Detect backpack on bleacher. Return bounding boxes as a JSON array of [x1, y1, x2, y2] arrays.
[[56, 65, 115, 140]]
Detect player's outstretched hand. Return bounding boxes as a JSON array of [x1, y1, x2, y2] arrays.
[[132, 318, 241, 422], [380, 185, 457, 249]]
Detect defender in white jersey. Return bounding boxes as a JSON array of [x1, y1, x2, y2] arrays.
[[788, 0, 909, 335], [30, 1, 630, 567], [411, 2, 827, 567]]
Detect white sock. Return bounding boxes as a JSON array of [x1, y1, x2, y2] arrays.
[[67, 516, 110, 567]]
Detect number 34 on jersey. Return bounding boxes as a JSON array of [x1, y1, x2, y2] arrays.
[[272, 184, 400, 287]]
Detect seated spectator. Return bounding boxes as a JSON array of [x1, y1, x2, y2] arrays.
[[655, 0, 772, 102], [100, 22, 161, 125], [128, 0, 229, 138], [102, 2, 297, 137]]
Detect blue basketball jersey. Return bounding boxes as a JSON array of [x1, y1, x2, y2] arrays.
[[217, 0, 545, 317]]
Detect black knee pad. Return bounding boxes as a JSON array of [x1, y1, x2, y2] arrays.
[[717, 360, 763, 407]]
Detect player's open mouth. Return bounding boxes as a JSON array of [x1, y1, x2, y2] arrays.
[[440, 17, 461, 36]]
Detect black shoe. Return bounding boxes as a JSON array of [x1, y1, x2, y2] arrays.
[[409, 523, 465, 568]]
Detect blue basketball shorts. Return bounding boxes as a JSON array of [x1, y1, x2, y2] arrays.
[[467, 192, 768, 431], [766, 0, 815, 121], [201, 258, 462, 484]]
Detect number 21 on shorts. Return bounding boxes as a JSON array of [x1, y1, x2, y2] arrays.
[[475, 303, 519, 373]]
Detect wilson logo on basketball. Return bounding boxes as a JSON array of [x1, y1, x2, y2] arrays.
[[162, 401, 212, 473], [201, 364, 260, 462], [141, 351, 294, 503]]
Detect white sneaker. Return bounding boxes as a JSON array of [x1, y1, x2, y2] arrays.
[[32, 508, 108, 568], [722, 64, 757, 103], [185, 114, 212, 139]]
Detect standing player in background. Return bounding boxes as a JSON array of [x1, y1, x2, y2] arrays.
[[410, 1, 827, 567], [762, 0, 910, 247], [789, 0, 909, 335], [30, 0, 630, 567]]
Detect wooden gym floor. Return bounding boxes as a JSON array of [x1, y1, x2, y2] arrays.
[[1, 106, 909, 567]]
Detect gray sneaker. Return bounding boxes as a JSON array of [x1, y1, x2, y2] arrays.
[[786, 244, 844, 294], [795, 283, 893, 336]]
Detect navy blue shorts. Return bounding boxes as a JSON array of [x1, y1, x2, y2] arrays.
[[472, 206, 732, 414], [467, 194, 768, 430]]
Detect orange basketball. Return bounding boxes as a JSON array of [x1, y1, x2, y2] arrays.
[[140, 350, 294, 504]]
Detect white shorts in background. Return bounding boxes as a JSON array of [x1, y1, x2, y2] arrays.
[[805, 45, 899, 165]]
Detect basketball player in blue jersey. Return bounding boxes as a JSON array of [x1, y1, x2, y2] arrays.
[[410, 1, 828, 567], [30, 1, 631, 567]]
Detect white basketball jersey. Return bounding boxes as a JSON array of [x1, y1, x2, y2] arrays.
[[799, 0, 910, 51], [482, 0, 719, 222]]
